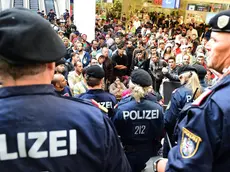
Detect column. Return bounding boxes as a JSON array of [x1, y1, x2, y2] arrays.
[[74, 0, 95, 42]]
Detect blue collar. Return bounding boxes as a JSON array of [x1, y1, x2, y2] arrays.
[[0, 84, 55, 98]]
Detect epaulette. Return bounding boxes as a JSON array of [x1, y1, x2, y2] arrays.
[[57, 95, 94, 106], [91, 99, 108, 113], [192, 89, 213, 106], [114, 104, 118, 109], [172, 88, 178, 94], [117, 96, 132, 106]]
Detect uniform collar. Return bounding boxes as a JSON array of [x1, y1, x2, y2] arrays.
[[87, 89, 104, 93], [0, 84, 55, 98]]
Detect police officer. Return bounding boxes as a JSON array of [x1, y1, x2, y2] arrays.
[[0, 8, 131, 172], [163, 65, 203, 158], [155, 10, 230, 172], [77, 65, 117, 117], [113, 69, 164, 172]]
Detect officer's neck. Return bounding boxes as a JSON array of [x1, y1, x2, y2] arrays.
[[2, 73, 52, 87], [88, 85, 102, 90]]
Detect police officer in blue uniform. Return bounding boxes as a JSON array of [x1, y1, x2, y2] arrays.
[[113, 69, 164, 172], [154, 10, 230, 172], [163, 65, 203, 158], [0, 8, 131, 172], [77, 65, 117, 117]]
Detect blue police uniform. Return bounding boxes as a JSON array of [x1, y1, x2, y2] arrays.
[[163, 85, 193, 157], [113, 96, 164, 172], [77, 89, 117, 117], [0, 85, 131, 172], [166, 74, 230, 172]]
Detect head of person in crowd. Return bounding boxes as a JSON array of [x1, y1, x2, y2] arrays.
[[90, 58, 98, 66], [189, 24, 194, 31], [196, 53, 206, 66], [70, 52, 80, 64], [142, 36, 148, 45], [55, 59, 66, 74], [201, 37, 209, 45], [98, 35, 106, 45], [135, 50, 144, 61], [102, 47, 109, 59], [58, 30, 64, 38], [178, 65, 202, 99], [196, 45, 205, 54], [62, 37, 71, 48], [51, 74, 67, 91], [77, 42, 84, 52], [182, 54, 191, 65], [129, 69, 153, 102], [151, 49, 159, 63], [96, 53, 105, 65], [0, 8, 66, 87], [180, 44, 188, 55], [181, 28, 187, 37], [191, 34, 197, 41], [85, 65, 105, 89], [126, 40, 133, 48], [158, 40, 165, 50], [91, 40, 98, 50], [164, 43, 172, 53], [187, 43, 193, 54], [114, 36, 121, 45], [74, 61, 83, 75], [168, 57, 177, 70], [117, 42, 125, 56], [206, 11, 230, 73], [81, 34, 87, 42], [137, 40, 144, 49], [150, 46, 157, 56]]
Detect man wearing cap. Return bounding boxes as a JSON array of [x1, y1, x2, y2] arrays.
[[0, 8, 131, 172], [113, 69, 164, 172], [154, 10, 230, 172], [78, 65, 117, 118]]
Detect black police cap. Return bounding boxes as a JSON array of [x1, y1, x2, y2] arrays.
[[209, 10, 230, 33], [86, 65, 105, 79], [131, 69, 152, 87], [193, 64, 207, 80], [178, 65, 197, 76], [0, 8, 66, 64]]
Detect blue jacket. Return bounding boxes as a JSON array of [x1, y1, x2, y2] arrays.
[[77, 89, 117, 117], [0, 85, 131, 172], [113, 96, 164, 148], [164, 85, 193, 137], [166, 75, 230, 172]]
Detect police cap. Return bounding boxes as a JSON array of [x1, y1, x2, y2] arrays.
[[131, 69, 152, 87], [209, 10, 230, 33], [178, 65, 197, 76], [86, 65, 105, 79], [193, 64, 207, 80], [0, 8, 66, 64]]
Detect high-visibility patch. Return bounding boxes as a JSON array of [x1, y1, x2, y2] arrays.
[[180, 128, 202, 159]]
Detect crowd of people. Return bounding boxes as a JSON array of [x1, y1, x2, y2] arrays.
[[1, 6, 230, 172]]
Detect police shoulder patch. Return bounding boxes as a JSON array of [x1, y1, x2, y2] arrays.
[[192, 89, 212, 106], [91, 99, 108, 113], [180, 127, 202, 159]]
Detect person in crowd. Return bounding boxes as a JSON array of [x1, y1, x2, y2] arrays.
[[81, 34, 90, 49], [47, 9, 56, 22], [186, 24, 198, 39], [52, 74, 72, 97], [113, 69, 164, 172], [78, 65, 117, 118], [131, 49, 147, 71], [162, 43, 173, 62], [162, 57, 179, 81], [112, 42, 128, 80], [146, 50, 167, 93], [76, 42, 91, 67], [109, 77, 127, 100], [110, 36, 122, 52], [67, 61, 84, 90], [0, 8, 131, 172], [73, 68, 88, 96], [163, 65, 202, 158], [157, 39, 165, 58], [182, 54, 191, 65], [133, 41, 148, 61], [96, 53, 105, 68], [176, 44, 188, 65], [126, 40, 135, 75], [105, 34, 114, 48], [102, 47, 113, 90], [196, 52, 207, 69]]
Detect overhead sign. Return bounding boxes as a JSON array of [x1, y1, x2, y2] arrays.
[[162, 0, 180, 9]]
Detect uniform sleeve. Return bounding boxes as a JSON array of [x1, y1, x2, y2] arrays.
[[102, 116, 132, 172], [166, 99, 222, 172], [164, 92, 182, 134]]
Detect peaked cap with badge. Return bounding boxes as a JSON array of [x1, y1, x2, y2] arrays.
[[209, 10, 230, 32]]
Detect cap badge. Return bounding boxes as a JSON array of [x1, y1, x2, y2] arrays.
[[217, 15, 229, 29]]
